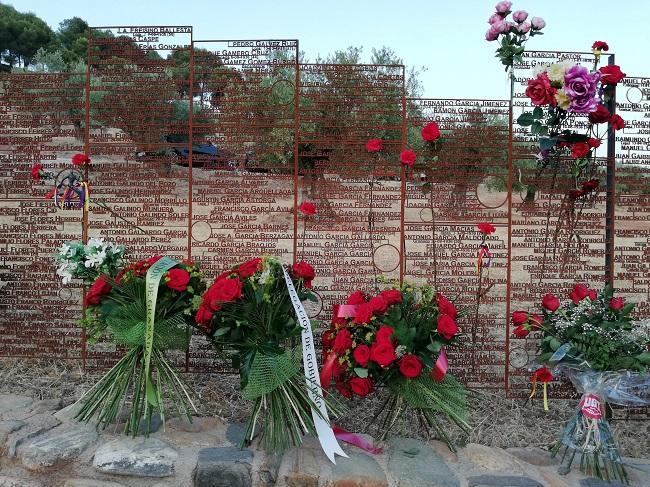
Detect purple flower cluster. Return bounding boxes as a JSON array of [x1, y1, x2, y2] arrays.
[[563, 65, 601, 114], [486, 2, 544, 42]]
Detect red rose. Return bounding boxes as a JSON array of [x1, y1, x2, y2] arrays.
[[365, 138, 383, 152], [399, 149, 417, 166], [291, 261, 315, 288], [398, 354, 423, 378], [569, 189, 585, 199], [322, 329, 336, 348], [610, 114, 625, 131], [512, 311, 529, 325], [352, 345, 370, 367], [513, 325, 529, 338], [532, 367, 554, 383], [368, 295, 389, 315], [299, 201, 316, 216], [421, 122, 441, 142], [31, 162, 43, 181], [541, 293, 560, 312], [569, 283, 589, 304], [592, 41, 609, 51], [588, 104, 610, 124], [346, 290, 366, 305], [571, 142, 590, 160], [477, 222, 496, 235], [587, 138, 601, 149], [72, 153, 90, 166], [369, 340, 397, 367], [332, 329, 353, 354], [349, 377, 374, 397], [335, 379, 352, 398], [147, 255, 163, 267], [436, 293, 457, 319], [380, 289, 402, 306], [237, 258, 262, 278], [609, 297, 625, 311], [85, 275, 112, 306], [437, 314, 458, 340], [353, 303, 374, 324], [165, 268, 191, 292], [375, 325, 394, 343], [581, 179, 599, 192], [587, 289, 597, 301], [208, 277, 243, 307], [525, 72, 557, 106], [195, 305, 213, 328], [599, 65, 626, 85]]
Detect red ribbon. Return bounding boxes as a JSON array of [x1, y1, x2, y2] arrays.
[[431, 346, 448, 382], [333, 425, 382, 454], [319, 351, 338, 392]]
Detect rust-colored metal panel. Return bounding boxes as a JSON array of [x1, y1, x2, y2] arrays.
[[0, 71, 85, 359]]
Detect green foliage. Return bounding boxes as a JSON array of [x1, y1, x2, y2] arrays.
[[0, 3, 55, 67]]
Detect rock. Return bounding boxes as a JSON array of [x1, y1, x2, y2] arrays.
[[327, 450, 388, 487], [19, 423, 98, 471], [4, 413, 60, 457], [138, 412, 162, 434], [579, 479, 628, 487], [226, 422, 253, 446], [193, 447, 254, 487], [256, 452, 282, 486], [166, 416, 222, 433], [0, 476, 42, 487], [278, 444, 320, 487], [0, 395, 33, 418], [429, 440, 458, 463], [54, 402, 83, 423], [467, 475, 543, 487], [388, 438, 459, 487], [460, 443, 525, 473], [29, 399, 63, 414], [93, 437, 178, 477], [507, 447, 557, 466], [63, 479, 127, 487], [0, 420, 25, 442]]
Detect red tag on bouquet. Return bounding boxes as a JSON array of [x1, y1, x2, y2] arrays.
[[579, 393, 603, 420]]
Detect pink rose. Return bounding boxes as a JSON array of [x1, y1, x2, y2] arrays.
[[495, 1, 512, 14], [512, 10, 528, 22], [531, 17, 545, 30], [485, 28, 499, 42], [516, 22, 530, 34], [488, 13, 502, 24]]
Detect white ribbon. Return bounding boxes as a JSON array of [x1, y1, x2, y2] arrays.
[[281, 267, 347, 463]]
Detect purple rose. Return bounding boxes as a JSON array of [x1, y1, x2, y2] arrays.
[[495, 1, 512, 13], [513, 10, 528, 22], [516, 22, 531, 34], [563, 65, 601, 114], [531, 17, 546, 30], [495, 20, 510, 33], [485, 28, 499, 42], [488, 13, 502, 24]]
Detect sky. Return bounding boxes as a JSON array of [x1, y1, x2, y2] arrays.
[[8, 0, 649, 99]]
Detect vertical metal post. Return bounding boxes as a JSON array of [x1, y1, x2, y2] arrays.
[[81, 29, 92, 371], [504, 74, 515, 394], [605, 54, 616, 287], [293, 41, 300, 264], [399, 66, 407, 284], [186, 33, 194, 373]]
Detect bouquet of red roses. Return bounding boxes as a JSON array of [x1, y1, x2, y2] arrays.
[[321, 280, 470, 450], [195, 256, 342, 455], [76, 254, 205, 435]]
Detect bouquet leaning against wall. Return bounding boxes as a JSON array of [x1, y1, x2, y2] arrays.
[[194, 256, 344, 457], [515, 284, 650, 483], [320, 280, 470, 451], [57, 242, 206, 435]]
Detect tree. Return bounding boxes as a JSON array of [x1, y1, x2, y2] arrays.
[[0, 4, 54, 67], [57, 17, 89, 64]]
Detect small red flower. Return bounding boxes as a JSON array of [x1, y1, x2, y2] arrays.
[[587, 138, 601, 149], [541, 293, 560, 312], [399, 149, 417, 166], [349, 377, 374, 397], [346, 290, 366, 305], [398, 354, 423, 378], [165, 268, 191, 292], [291, 261, 315, 288], [31, 163, 43, 181], [588, 105, 610, 124], [237, 258, 262, 278], [477, 222, 496, 235], [609, 114, 625, 131], [332, 329, 353, 354], [437, 314, 458, 340], [599, 65, 626, 86], [353, 345, 371, 367], [380, 289, 402, 306], [609, 297, 625, 311], [365, 139, 383, 152], [72, 153, 91, 166], [571, 142, 590, 160], [353, 303, 375, 324], [421, 122, 441, 142], [532, 367, 554, 383], [513, 325, 530, 338], [299, 201, 316, 216], [512, 311, 529, 325], [569, 189, 585, 199], [368, 295, 389, 315], [592, 41, 609, 51]]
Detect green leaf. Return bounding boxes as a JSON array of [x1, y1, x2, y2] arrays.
[[517, 112, 535, 127], [637, 352, 650, 365], [354, 367, 368, 378], [531, 121, 542, 135], [145, 378, 159, 407], [427, 341, 442, 354], [532, 106, 543, 119]]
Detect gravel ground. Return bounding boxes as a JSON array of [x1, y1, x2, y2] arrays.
[[1, 358, 647, 457]]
